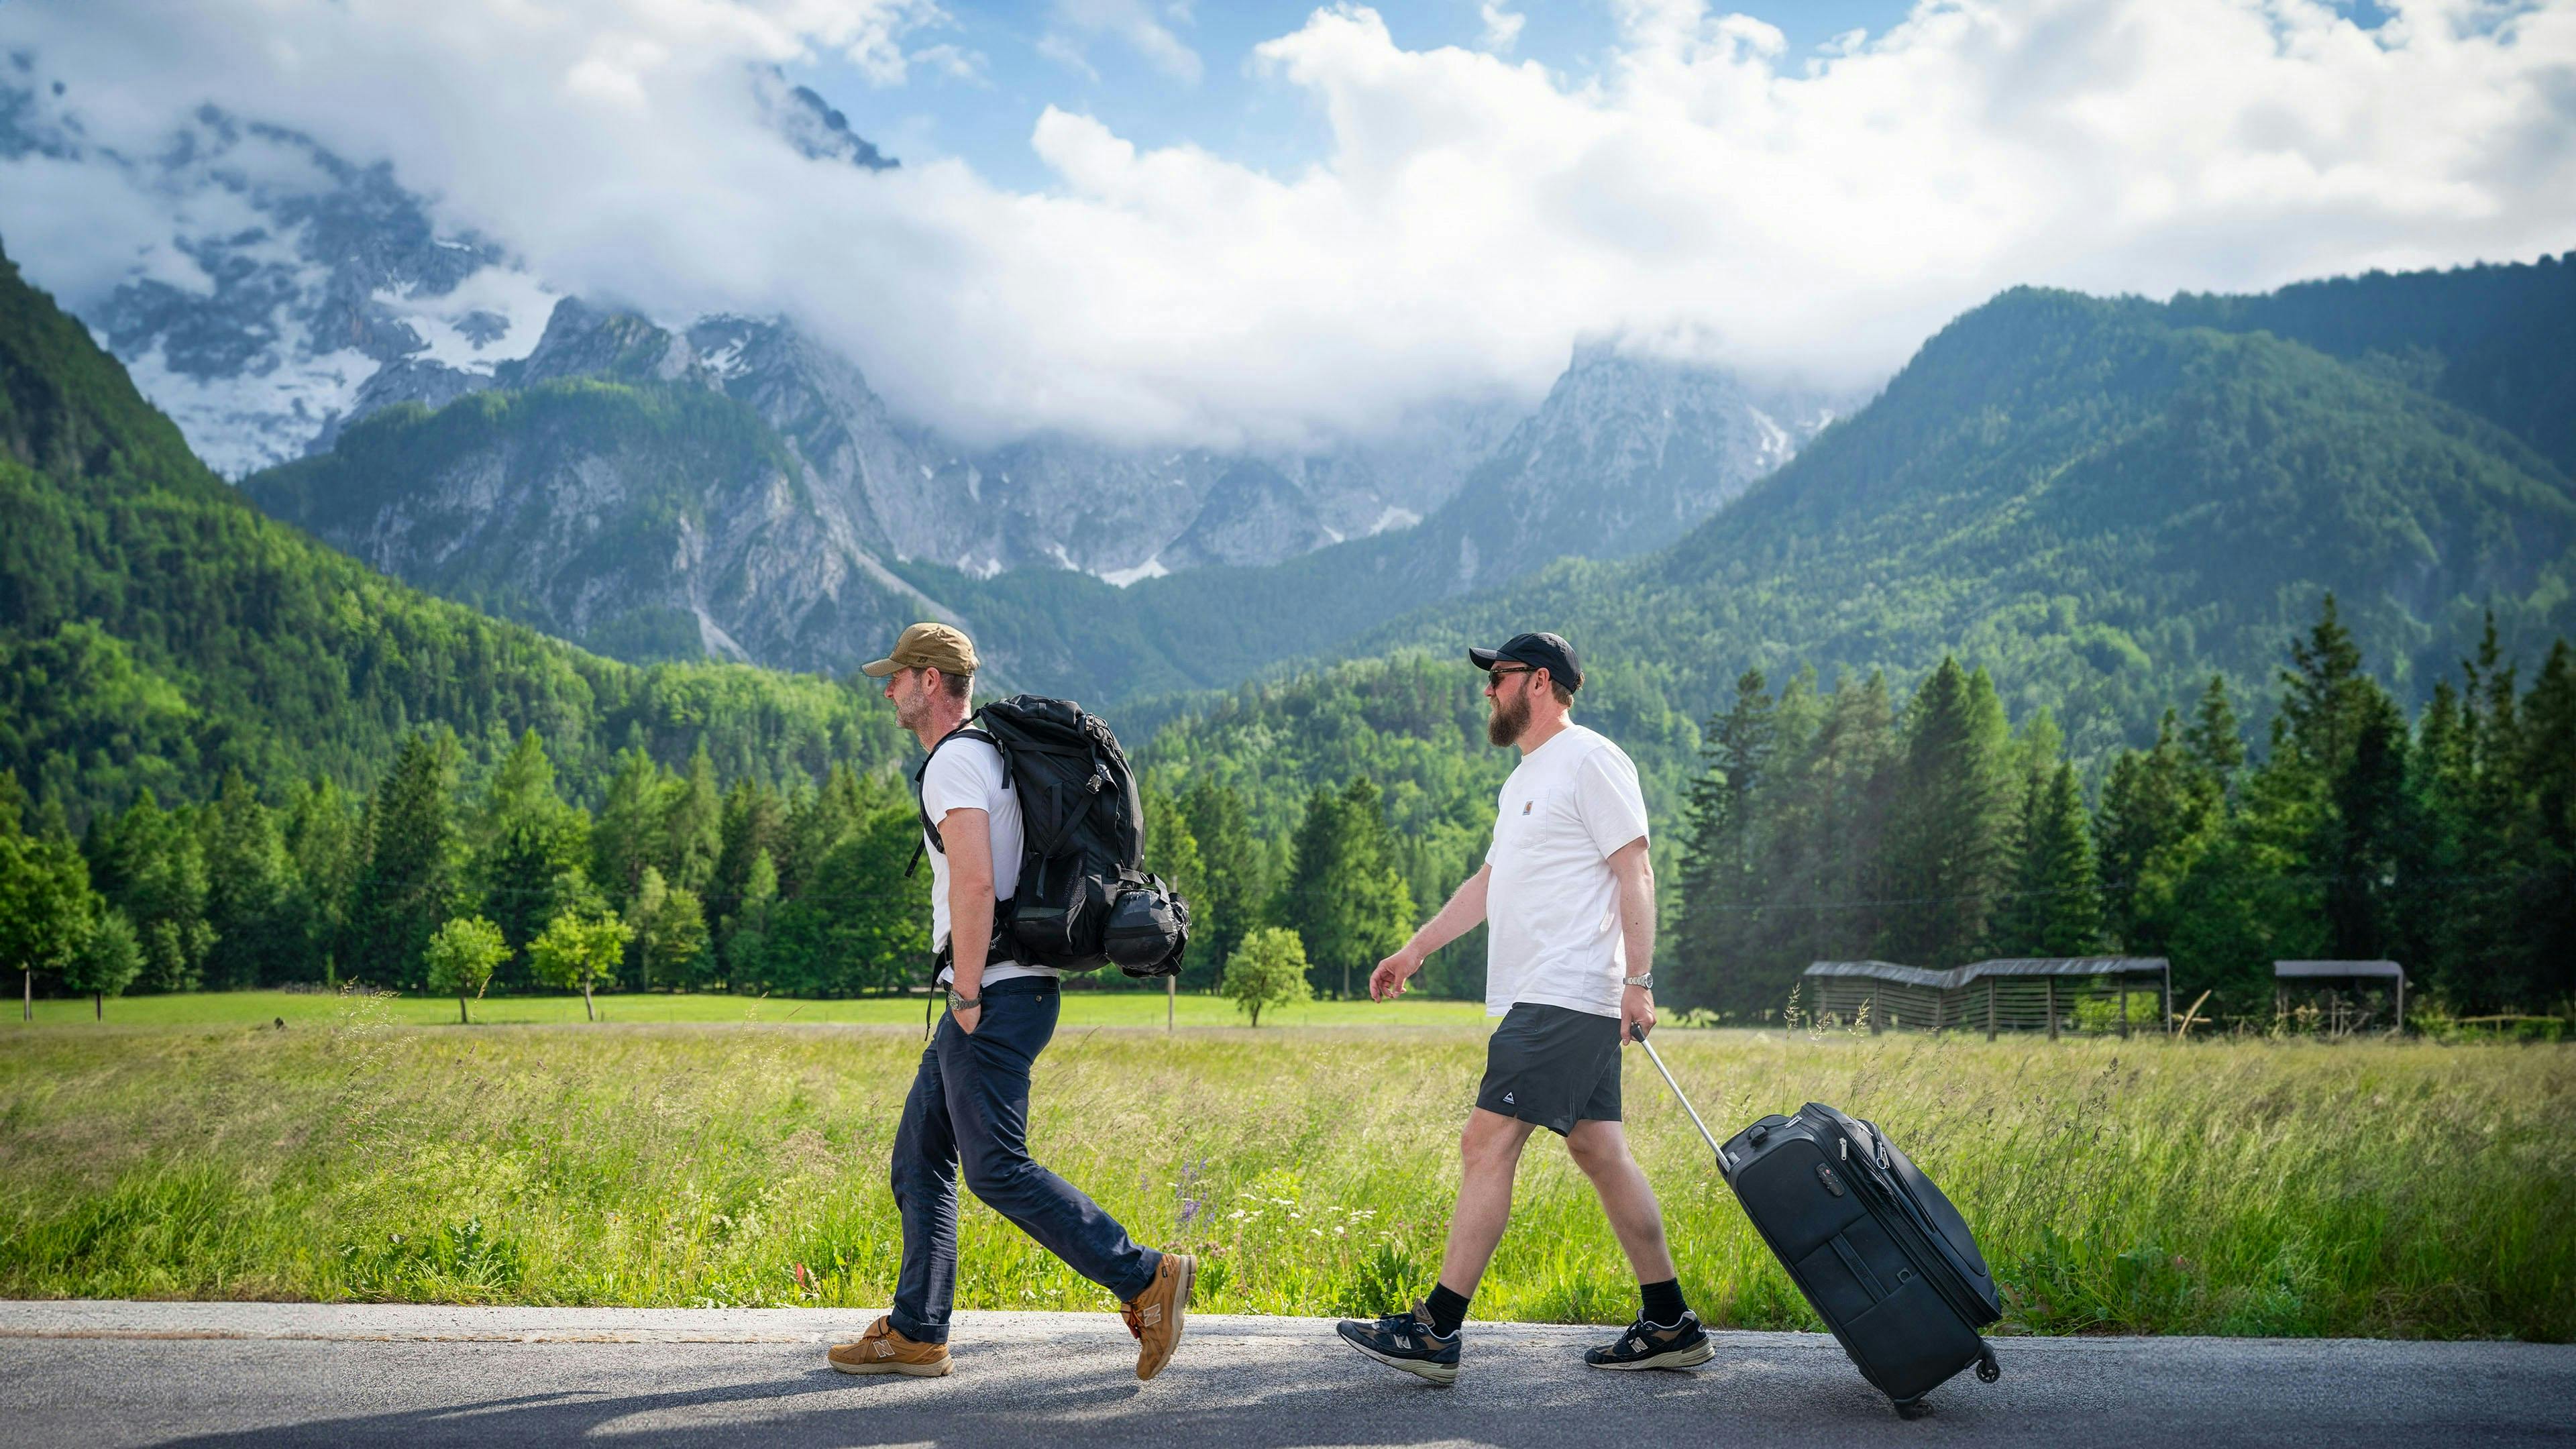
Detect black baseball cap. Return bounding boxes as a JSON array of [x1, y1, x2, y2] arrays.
[[1468, 631, 1582, 692]]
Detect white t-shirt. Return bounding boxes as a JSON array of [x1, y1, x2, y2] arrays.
[[1483, 722, 1651, 1020], [920, 733, 1059, 988]]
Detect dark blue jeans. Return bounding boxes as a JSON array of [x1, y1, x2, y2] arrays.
[[889, 977, 1160, 1344]]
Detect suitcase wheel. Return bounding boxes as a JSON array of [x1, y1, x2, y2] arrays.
[[1976, 1346, 2001, 1383]]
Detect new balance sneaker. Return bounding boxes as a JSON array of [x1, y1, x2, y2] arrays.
[[1334, 1301, 1462, 1385], [827, 1316, 953, 1377], [1122, 1250, 1195, 1381], [1583, 1309, 1714, 1371]]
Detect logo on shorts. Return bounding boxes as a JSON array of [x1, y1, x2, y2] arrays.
[[1502, 1091, 1515, 1104]]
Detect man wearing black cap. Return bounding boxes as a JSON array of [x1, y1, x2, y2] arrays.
[[1333, 631, 1709, 1384]]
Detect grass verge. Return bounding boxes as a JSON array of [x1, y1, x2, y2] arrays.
[[2, 1006, 2567, 1340]]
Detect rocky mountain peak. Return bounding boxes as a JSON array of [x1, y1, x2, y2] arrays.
[[504, 299, 703, 388]]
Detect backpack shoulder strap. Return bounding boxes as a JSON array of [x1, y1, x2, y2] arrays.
[[907, 720, 1001, 877]]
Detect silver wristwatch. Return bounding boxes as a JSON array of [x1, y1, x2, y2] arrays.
[[947, 987, 980, 1014], [1623, 973, 1654, 989]]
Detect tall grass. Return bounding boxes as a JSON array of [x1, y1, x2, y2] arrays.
[[1, 1004, 2567, 1340]]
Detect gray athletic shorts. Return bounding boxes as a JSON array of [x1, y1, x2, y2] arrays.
[[1474, 1002, 1623, 1136]]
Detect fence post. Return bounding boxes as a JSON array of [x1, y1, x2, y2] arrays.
[[2118, 980, 2129, 1039], [2046, 977, 2058, 1041], [1986, 977, 1997, 1041], [1167, 975, 1175, 1033]]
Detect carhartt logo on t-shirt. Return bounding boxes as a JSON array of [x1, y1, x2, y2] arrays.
[[1521, 800, 1533, 814]]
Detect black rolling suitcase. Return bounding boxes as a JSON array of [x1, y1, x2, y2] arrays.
[[1639, 1038, 2002, 1417]]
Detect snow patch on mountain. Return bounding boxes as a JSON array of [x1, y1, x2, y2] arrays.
[[121, 336, 382, 478], [1099, 555, 1171, 587]]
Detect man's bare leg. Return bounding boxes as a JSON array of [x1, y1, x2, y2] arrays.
[[1436, 1108, 1540, 1294], [1566, 1117, 1711, 1368], [1564, 1118, 1678, 1283]]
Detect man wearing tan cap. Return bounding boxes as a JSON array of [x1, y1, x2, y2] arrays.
[[826, 622, 1193, 1383]]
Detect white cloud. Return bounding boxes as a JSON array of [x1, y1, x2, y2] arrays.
[[1480, 3, 1527, 54], [1045, 0, 1205, 84], [3, 0, 2573, 454]]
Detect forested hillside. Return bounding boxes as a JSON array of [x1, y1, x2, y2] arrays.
[[1380, 264, 2576, 765], [0, 241, 908, 820]]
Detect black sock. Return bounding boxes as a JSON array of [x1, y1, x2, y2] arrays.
[[1640, 1277, 1688, 1326], [1424, 1283, 1470, 1337]]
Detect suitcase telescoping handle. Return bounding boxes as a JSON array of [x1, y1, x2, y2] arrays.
[[1632, 1024, 1727, 1165]]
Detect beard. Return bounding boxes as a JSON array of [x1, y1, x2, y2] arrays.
[[894, 683, 932, 733], [1486, 689, 1531, 748]]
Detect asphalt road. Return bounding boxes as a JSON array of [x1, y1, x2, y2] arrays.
[[3, 1301, 2570, 1448]]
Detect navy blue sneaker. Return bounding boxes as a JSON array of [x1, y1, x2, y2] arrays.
[[1584, 1309, 1714, 1371], [1334, 1301, 1460, 1385]]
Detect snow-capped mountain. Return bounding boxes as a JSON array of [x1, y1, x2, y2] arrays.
[[8, 62, 1847, 685], [0, 80, 555, 477]]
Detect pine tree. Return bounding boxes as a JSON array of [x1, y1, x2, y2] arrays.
[[1877, 659, 2017, 967], [1140, 777, 1208, 985], [2518, 642, 2576, 1008], [718, 848, 779, 990], [1672, 669, 1774, 1010], [1180, 780, 1262, 992], [2094, 710, 2217, 956], [592, 747, 671, 906], [199, 770, 298, 989], [1998, 761, 2102, 956], [2184, 675, 2245, 786], [282, 777, 362, 985], [344, 733, 461, 990], [710, 777, 786, 929], [468, 732, 594, 984], [1277, 778, 1414, 999], [663, 741, 723, 892]]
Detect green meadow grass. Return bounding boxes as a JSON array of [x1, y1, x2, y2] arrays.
[[2, 1004, 2568, 1340], [13, 989, 1496, 1030]]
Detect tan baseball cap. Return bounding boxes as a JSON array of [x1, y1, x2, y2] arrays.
[[860, 621, 978, 678]]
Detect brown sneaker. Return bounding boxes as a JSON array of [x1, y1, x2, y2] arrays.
[[1120, 1251, 1195, 1381], [827, 1316, 953, 1377]]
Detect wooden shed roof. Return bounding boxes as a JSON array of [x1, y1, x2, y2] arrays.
[[1804, 957, 2171, 990], [2274, 960, 2405, 979]]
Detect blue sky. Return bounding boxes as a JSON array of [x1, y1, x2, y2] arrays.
[[802, 1, 1926, 189]]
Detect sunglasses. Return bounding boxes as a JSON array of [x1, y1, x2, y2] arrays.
[[1483, 665, 1534, 692]]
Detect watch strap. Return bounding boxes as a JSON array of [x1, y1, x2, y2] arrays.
[[1622, 973, 1654, 989]]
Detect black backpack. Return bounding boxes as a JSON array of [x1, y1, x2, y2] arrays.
[[912, 695, 1191, 977]]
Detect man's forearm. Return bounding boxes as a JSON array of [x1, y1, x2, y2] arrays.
[[949, 889, 993, 992], [1407, 866, 1491, 958], [1617, 868, 1655, 981]]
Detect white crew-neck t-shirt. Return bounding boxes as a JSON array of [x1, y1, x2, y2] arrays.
[[1483, 722, 1652, 1020], [920, 731, 1059, 989]]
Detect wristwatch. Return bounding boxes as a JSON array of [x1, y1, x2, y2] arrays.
[[1623, 973, 1654, 989], [947, 987, 981, 1014]]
